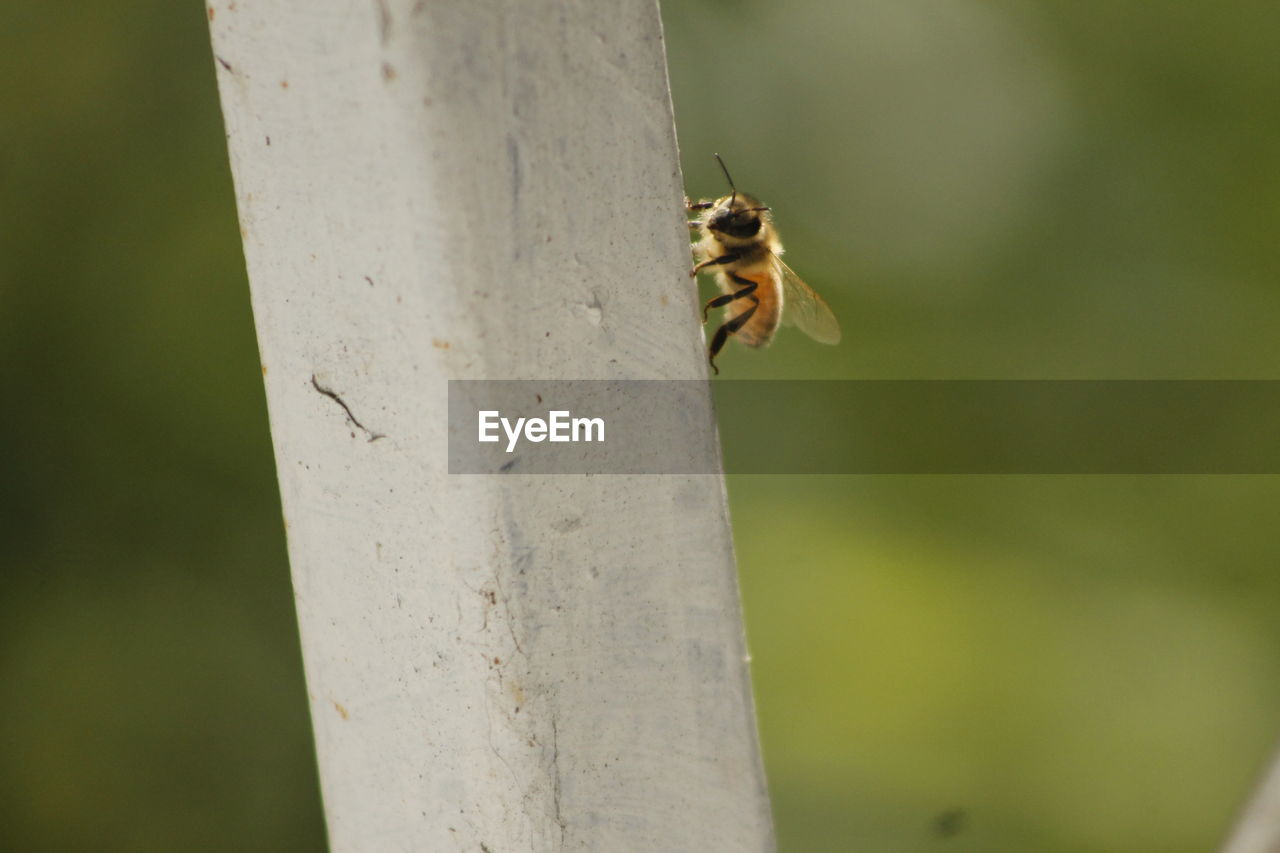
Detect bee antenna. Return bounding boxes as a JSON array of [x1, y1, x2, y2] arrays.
[[714, 153, 737, 205]]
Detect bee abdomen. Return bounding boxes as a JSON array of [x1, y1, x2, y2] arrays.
[[721, 270, 781, 348]]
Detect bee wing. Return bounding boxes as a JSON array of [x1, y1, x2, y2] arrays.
[[773, 255, 842, 345]]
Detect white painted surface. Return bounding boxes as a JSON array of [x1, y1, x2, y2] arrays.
[[1223, 747, 1280, 853], [208, 1, 774, 850]]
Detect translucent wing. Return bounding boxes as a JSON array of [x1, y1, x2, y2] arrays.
[[773, 255, 842, 345]]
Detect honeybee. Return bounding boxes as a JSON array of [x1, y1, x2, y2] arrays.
[[687, 155, 841, 374]]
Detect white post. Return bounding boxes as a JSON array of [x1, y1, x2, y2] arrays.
[[1222, 748, 1280, 853], [207, 1, 774, 851]]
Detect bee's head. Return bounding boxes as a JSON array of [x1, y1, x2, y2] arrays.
[[704, 153, 770, 242], [707, 193, 771, 240]]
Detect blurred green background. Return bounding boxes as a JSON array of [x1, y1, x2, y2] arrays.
[[3, 1, 1279, 851]]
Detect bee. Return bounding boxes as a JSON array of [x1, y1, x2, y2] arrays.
[[687, 155, 841, 374]]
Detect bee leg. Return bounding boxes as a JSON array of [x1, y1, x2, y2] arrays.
[[707, 296, 758, 375], [706, 279, 752, 371], [686, 199, 715, 211], [702, 277, 757, 321], [690, 252, 741, 278]]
